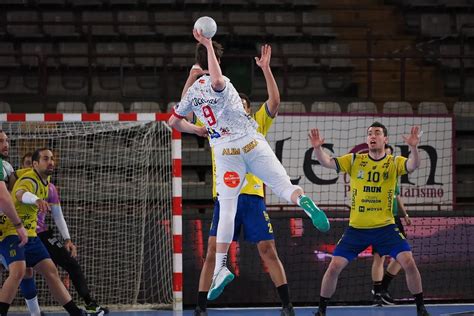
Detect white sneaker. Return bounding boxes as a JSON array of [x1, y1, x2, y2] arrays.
[[207, 266, 234, 301]]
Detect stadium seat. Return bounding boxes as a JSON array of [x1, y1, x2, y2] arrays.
[[130, 102, 161, 113], [282, 43, 319, 68], [0, 42, 19, 67], [453, 102, 474, 116], [155, 12, 190, 37], [310, 101, 341, 113], [59, 42, 88, 67], [7, 11, 43, 37], [82, 11, 116, 36], [456, 14, 474, 37], [320, 43, 352, 68], [264, 12, 301, 37], [302, 12, 337, 38], [347, 102, 377, 113], [20, 43, 56, 67], [0, 102, 12, 113], [418, 102, 448, 114], [42, 11, 78, 37], [56, 102, 87, 113], [133, 42, 166, 68], [229, 12, 265, 37], [171, 43, 196, 67], [278, 101, 306, 113], [420, 14, 452, 38], [95, 42, 129, 67], [117, 11, 153, 36], [383, 102, 413, 114], [93, 102, 124, 113]]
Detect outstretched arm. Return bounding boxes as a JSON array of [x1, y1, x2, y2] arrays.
[[402, 126, 421, 173], [168, 115, 208, 137], [193, 29, 225, 91], [309, 128, 337, 170], [255, 44, 280, 117]]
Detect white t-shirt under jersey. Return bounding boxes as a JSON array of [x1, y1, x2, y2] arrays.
[[173, 75, 258, 146]]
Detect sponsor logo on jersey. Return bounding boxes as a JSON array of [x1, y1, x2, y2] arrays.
[[242, 139, 258, 153], [223, 171, 240, 188], [208, 128, 221, 139], [222, 148, 241, 155], [191, 97, 218, 107]]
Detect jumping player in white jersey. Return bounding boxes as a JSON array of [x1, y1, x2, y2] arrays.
[[168, 29, 330, 300]]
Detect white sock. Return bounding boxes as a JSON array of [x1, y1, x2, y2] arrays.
[[25, 296, 42, 316], [296, 194, 305, 206], [214, 253, 227, 275]]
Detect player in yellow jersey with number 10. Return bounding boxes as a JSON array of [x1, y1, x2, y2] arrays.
[[309, 122, 430, 316]]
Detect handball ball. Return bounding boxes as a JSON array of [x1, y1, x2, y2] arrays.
[[194, 16, 217, 39]]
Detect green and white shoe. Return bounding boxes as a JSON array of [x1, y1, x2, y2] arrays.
[[207, 266, 234, 301], [299, 196, 330, 232]]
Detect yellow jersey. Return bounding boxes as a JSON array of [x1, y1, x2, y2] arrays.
[[335, 153, 407, 229], [197, 103, 274, 198], [0, 169, 49, 240]]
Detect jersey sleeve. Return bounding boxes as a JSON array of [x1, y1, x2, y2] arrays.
[[46, 183, 60, 205], [394, 156, 408, 177], [334, 153, 354, 174], [254, 103, 274, 136], [14, 177, 38, 196], [173, 89, 193, 118]]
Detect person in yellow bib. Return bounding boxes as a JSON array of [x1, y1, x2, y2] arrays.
[[309, 122, 430, 316], [0, 148, 99, 316], [191, 45, 295, 316]]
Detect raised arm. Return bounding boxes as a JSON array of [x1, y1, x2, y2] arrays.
[[193, 29, 225, 91], [402, 126, 421, 173], [255, 44, 280, 117], [309, 128, 337, 170]]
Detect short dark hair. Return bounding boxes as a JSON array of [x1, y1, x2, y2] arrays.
[[239, 93, 251, 107], [368, 121, 388, 136], [21, 152, 32, 163], [32, 148, 51, 163], [195, 41, 224, 71]]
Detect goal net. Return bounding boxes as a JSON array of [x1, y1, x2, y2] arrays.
[[1, 118, 177, 310], [182, 113, 473, 305]]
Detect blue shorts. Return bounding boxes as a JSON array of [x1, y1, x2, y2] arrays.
[[0, 235, 50, 268], [333, 224, 411, 262], [209, 194, 274, 243]]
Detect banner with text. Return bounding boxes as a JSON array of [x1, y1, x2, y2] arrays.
[[265, 115, 454, 210]]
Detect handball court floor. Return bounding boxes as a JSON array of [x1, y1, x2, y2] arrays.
[[9, 304, 474, 316]]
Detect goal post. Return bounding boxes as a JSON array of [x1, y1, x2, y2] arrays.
[[0, 113, 182, 311]]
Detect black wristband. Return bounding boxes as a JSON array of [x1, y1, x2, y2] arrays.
[[13, 221, 23, 228]]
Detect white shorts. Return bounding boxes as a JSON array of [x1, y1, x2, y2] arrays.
[[214, 133, 293, 200]]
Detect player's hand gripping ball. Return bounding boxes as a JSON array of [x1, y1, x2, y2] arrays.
[[194, 16, 217, 39]]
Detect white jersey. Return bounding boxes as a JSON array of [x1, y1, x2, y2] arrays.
[[173, 75, 258, 146], [2, 160, 13, 183]]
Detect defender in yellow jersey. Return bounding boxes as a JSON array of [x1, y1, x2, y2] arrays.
[[189, 45, 297, 316], [0, 148, 96, 316], [310, 122, 430, 316]]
